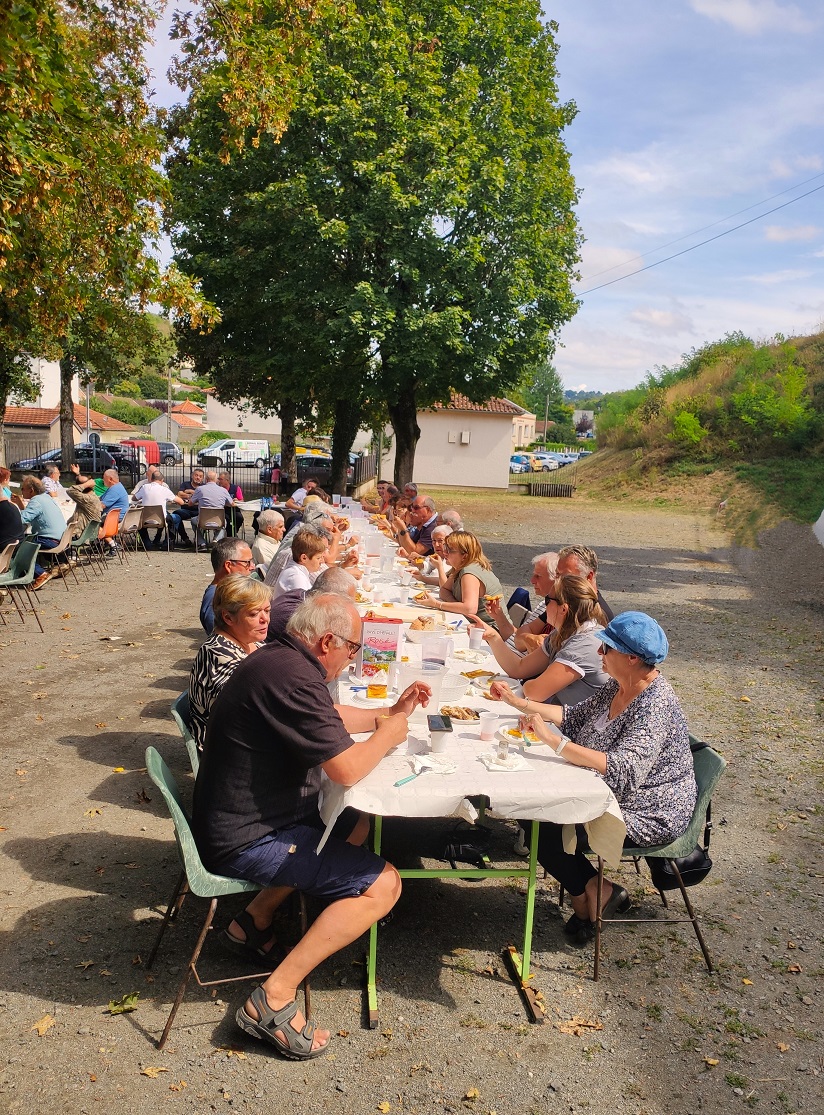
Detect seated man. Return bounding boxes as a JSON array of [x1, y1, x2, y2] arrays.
[[251, 509, 285, 572], [440, 507, 463, 532], [192, 593, 428, 1059], [273, 529, 327, 599], [266, 565, 357, 642], [186, 469, 236, 545], [556, 544, 614, 622], [65, 463, 104, 539], [134, 471, 184, 549], [201, 536, 255, 634], [390, 494, 438, 557], [487, 551, 559, 655], [12, 475, 67, 588], [0, 486, 25, 551], [41, 463, 68, 499], [284, 475, 319, 513], [417, 524, 452, 585], [170, 466, 206, 545], [217, 471, 246, 537]]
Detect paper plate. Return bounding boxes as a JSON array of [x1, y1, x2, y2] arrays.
[[496, 725, 541, 747], [453, 647, 491, 663], [348, 691, 395, 708], [470, 676, 522, 699]]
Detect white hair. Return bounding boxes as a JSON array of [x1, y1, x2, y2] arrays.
[[432, 524, 453, 540], [287, 593, 359, 646], [205, 469, 218, 482], [258, 509, 285, 533], [440, 508, 463, 530], [532, 550, 559, 574]]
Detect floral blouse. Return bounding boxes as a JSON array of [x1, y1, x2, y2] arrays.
[[561, 675, 697, 846], [189, 633, 257, 752]]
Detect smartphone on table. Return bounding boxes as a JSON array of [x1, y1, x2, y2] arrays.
[[427, 714, 453, 733]]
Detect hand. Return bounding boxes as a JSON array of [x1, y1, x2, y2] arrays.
[[518, 712, 554, 746], [487, 596, 506, 624], [489, 680, 516, 705], [376, 710, 410, 747], [520, 632, 547, 654], [341, 548, 359, 568], [431, 553, 445, 572], [391, 681, 431, 717], [70, 463, 80, 476], [466, 614, 496, 642], [420, 592, 440, 610]]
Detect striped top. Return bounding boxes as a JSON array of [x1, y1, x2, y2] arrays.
[[188, 633, 259, 751]]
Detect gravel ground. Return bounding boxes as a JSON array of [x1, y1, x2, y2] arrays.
[[1, 494, 822, 1115]]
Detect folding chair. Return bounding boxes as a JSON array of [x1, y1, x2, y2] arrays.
[[591, 741, 727, 980], [39, 526, 80, 590], [0, 540, 44, 632], [138, 504, 170, 554], [171, 690, 200, 775], [69, 519, 103, 579], [195, 508, 226, 553]]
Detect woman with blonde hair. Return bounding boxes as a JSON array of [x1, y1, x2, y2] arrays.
[[473, 574, 609, 704], [419, 530, 504, 627], [189, 575, 272, 751]]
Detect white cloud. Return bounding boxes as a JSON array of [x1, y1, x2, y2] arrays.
[[764, 224, 821, 242], [689, 0, 817, 34], [629, 306, 696, 336], [744, 268, 813, 283], [812, 246, 824, 258], [769, 154, 824, 178]]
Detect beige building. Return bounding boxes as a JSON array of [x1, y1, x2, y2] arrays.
[[380, 394, 523, 490], [510, 403, 536, 449]]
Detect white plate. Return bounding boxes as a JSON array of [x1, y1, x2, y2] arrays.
[[453, 648, 491, 663], [496, 725, 541, 747], [348, 691, 394, 708], [470, 676, 522, 699]]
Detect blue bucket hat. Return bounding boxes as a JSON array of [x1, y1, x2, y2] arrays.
[[595, 611, 669, 666]]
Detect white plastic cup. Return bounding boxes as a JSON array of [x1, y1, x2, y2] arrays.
[[468, 627, 484, 651], [372, 585, 386, 603], [400, 568, 412, 586], [332, 493, 341, 506], [430, 730, 449, 755], [361, 577, 373, 592], [479, 711, 497, 742], [398, 586, 410, 605]]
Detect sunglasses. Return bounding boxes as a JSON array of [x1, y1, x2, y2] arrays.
[[598, 643, 610, 655], [329, 629, 362, 657]]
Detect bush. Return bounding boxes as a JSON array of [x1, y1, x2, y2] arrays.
[[668, 411, 709, 448]]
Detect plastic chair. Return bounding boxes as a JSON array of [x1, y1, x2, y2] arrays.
[[0, 540, 44, 632], [97, 508, 123, 564], [171, 690, 200, 776], [38, 525, 80, 590], [138, 504, 170, 555], [145, 745, 267, 1050], [117, 506, 145, 559], [0, 540, 18, 576], [591, 742, 727, 980], [195, 507, 226, 553], [69, 519, 102, 579]]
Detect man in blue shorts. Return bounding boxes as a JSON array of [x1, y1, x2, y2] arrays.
[[193, 593, 429, 1061]]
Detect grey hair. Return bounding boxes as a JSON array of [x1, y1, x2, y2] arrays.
[[210, 535, 251, 572], [558, 545, 598, 576], [152, 471, 165, 484], [440, 508, 463, 530], [420, 496, 436, 513], [258, 509, 285, 532], [431, 524, 453, 540], [102, 469, 119, 483], [287, 593, 359, 646], [532, 550, 560, 575], [22, 474, 45, 495], [205, 469, 218, 482], [43, 463, 60, 477], [310, 566, 357, 598]]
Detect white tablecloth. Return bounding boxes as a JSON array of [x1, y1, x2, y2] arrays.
[[320, 577, 626, 865]]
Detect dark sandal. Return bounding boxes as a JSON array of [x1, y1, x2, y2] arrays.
[[601, 884, 630, 920], [236, 986, 328, 1061], [222, 909, 285, 967]]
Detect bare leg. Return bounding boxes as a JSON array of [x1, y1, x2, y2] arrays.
[[227, 886, 293, 951], [584, 877, 617, 922], [346, 813, 370, 847], [242, 863, 401, 1052]]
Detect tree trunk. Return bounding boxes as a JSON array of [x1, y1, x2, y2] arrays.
[[387, 381, 420, 488], [331, 395, 362, 495], [59, 352, 77, 466], [279, 399, 297, 495]]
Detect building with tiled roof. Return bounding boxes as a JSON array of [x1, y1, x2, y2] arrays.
[[171, 400, 205, 417], [426, 392, 524, 416]]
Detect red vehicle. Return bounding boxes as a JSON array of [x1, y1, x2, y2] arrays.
[[121, 439, 160, 467]]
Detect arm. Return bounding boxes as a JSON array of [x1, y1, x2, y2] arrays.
[[466, 616, 548, 677], [486, 597, 515, 641], [514, 618, 548, 653], [520, 713, 606, 775], [322, 712, 409, 785], [522, 661, 580, 702], [336, 680, 429, 735], [423, 570, 482, 618]]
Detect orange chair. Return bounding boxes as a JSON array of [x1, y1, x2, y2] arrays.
[[97, 508, 124, 565]]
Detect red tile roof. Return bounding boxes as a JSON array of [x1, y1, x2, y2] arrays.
[[4, 406, 60, 428], [427, 393, 523, 416], [171, 400, 205, 415], [73, 405, 135, 432], [169, 414, 205, 429]]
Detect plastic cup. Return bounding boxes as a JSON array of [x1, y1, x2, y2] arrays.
[[468, 627, 484, 651], [430, 730, 449, 755], [361, 577, 373, 592], [422, 635, 449, 666], [398, 586, 410, 605], [372, 585, 386, 603], [495, 736, 509, 762], [479, 711, 497, 742], [400, 568, 412, 586]]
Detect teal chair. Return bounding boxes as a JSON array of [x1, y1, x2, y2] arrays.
[[0, 540, 44, 632], [592, 741, 727, 979], [145, 746, 267, 1049], [69, 519, 102, 580], [171, 691, 199, 775]]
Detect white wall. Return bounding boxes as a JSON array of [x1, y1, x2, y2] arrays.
[[22, 357, 79, 409], [206, 395, 283, 438], [380, 412, 512, 489]]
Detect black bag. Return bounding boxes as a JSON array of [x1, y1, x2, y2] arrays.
[[439, 824, 491, 871], [646, 739, 714, 891]]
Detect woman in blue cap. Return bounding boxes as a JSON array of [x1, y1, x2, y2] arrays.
[[492, 611, 697, 945]]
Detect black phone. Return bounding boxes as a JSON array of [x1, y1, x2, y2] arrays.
[[427, 714, 453, 733]]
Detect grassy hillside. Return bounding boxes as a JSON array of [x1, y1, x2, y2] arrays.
[[590, 330, 824, 537]]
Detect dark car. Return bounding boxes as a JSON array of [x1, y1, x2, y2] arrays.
[[101, 443, 144, 476], [259, 452, 356, 489], [10, 444, 117, 473], [156, 440, 183, 465]]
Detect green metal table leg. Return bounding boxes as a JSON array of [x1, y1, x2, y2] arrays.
[[365, 815, 382, 1028], [503, 820, 545, 1023]]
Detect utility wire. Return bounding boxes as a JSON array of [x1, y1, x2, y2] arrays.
[[578, 169, 824, 284], [578, 180, 824, 296]]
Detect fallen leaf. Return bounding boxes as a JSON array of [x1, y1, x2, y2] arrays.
[[739, 696, 751, 703], [337, 1029, 350, 1037], [140, 1067, 169, 1078], [787, 964, 802, 973], [108, 992, 140, 1014], [84, 808, 102, 817], [377, 1104, 391, 1113], [558, 1016, 603, 1036], [61, 613, 72, 619], [168, 1081, 187, 1092], [76, 960, 94, 970], [94, 723, 107, 729], [787, 941, 797, 948], [31, 1014, 56, 1036], [704, 1057, 719, 1067], [111, 766, 125, 772], [16, 769, 27, 777], [76, 935, 91, 943], [32, 692, 48, 699], [135, 789, 151, 804], [465, 1087, 480, 1100], [777, 1042, 790, 1052], [99, 969, 112, 977], [89, 1074, 97, 1082], [132, 955, 142, 966], [742, 978, 753, 985]]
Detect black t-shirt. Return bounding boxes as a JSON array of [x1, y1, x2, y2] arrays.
[[265, 589, 306, 642], [0, 500, 25, 551], [192, 634, 353, 871]]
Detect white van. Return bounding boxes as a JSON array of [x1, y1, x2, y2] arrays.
[[197, 438, 270, 467]]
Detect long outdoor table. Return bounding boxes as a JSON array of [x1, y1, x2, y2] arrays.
[[320, 580, 626, 1025]]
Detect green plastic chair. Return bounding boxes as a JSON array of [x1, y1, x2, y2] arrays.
[[69, 519, 102, 580], [592, 741, 727, 979], [171, 691, 200, 776], [145, 745, 265, 1049], [0, 539, 44, 632]]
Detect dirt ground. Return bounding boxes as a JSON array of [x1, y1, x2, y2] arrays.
[[1, 492, 822, 1115]]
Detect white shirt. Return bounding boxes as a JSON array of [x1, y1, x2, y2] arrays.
[[137, 481, 178, 508], [274, 558, 320, 599], [289, 486, 309, 506], [251, 532, 281, 572]]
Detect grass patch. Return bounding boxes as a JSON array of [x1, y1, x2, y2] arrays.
[[734, 458, 824, 523]]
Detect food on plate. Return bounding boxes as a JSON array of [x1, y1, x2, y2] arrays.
[[453, 648, 488, 663], [381, 602, 393, 608], [460, 669, 496, 680], [505, 726, 540, 744], [409, 615, 439, 631], [355, 592, 369, 604], [367, 683, 388, 700], [440, 705, 480, 721]]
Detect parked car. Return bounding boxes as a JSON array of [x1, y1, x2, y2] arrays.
[[197, 438, 270, 467], [577, 449, 593, 458], [259, 452, 356, 489], [156, 440, 183, 465], [101, 443, 144, 476], [510, 453, 541, 473], [530, 453, 561, 471], [538, 451, 579, 468], [10, 444, 116, 473]]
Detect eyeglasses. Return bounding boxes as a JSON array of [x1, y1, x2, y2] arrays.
[[229, 558, 255, 569], [328, 629, 362, 657], [445, 547, 462, 555], [598, 643, 610, 655]]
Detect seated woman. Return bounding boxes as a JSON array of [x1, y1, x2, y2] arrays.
[[477, 575, 609, 704], [189, 575, 272, 751], [417, 524, 453, 585], [419, 530, 504, 626], [492, 612, 697, 945]]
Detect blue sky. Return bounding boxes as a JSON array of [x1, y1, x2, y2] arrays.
[[145, 2, 824, 394], [547, 0, 824, 391]]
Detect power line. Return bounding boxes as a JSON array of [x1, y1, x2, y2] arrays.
[[578, 169, 824, 284], [577, 180, 824, 296]]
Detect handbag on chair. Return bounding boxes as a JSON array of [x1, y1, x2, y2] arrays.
[[645, 741, 714, 891]]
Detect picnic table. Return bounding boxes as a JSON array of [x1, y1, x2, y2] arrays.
[[320, 568, 625, 1025]]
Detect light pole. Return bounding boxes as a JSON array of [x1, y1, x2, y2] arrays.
[[543, 394, 549, 447]]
